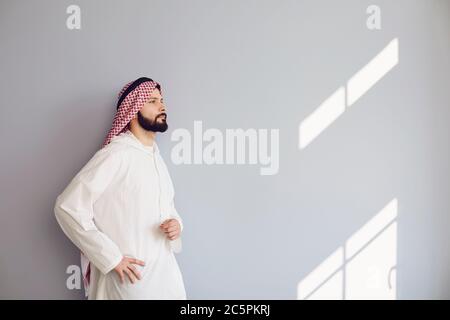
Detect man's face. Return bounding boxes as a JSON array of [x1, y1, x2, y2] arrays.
[[137, 89, 168, 132]]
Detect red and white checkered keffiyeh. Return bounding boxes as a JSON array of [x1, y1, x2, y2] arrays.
[[81, 78, 162, 297], [102, 79, 162, 147]]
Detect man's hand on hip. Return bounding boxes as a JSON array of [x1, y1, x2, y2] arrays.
[[114, 256, 145, 284]]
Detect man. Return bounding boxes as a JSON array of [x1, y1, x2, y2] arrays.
[[54, 77, 186, 299]]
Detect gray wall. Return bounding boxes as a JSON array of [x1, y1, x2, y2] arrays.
[[0, 0, 449, 299]]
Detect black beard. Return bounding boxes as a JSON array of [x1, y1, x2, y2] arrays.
[[137, 111, 168, 133]]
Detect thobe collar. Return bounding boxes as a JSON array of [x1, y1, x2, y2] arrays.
[[113, 130, 160, 156]]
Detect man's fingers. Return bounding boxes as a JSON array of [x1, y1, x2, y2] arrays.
[[160, 219, 181, 239], [160, 219, 177, 228], [160, 219, 172, 226], [162, 227, 177, 234], [168, 232, 179, 240], [115, 257, 145, 285], [168, 220, 178, 228], [118, 270, 124, 284], [128, 265, 141, 280], [129, 258, 145, 266], [124, 268, 137, 284]]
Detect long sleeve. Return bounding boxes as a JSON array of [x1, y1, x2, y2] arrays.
[[158, 154, 184, 253], [166, 167, 184, 233], [168, 199, 183, 254], [169, 198, 184, 233], [54, 148, 124, 275], [156, 152, 184, 233]]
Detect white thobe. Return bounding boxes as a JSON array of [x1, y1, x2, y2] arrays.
[[54, 130, 186, 300]]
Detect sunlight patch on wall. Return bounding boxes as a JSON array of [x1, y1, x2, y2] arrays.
[[299, 38, 399, 150], [297, 198, 398, 300]]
